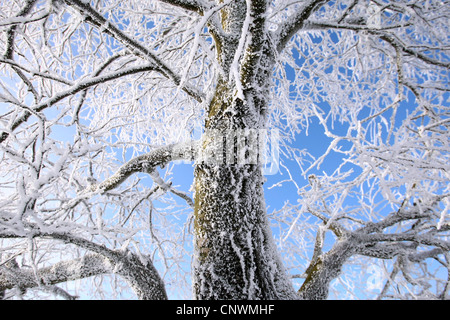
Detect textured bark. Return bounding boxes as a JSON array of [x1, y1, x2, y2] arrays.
[[192, 67, 296, 298], [193, 162, 296, 299], [113, 252, 168, 300], [0, 254, 111, 293], [298, 239, 356, 300], [0, 251, 167, 300], [187, 0, 300, 296]]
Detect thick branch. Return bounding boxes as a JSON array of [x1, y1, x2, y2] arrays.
[[357, 208, 432, 235], [362, 233, 450, 252], [157, 0, 211, 15], [274, 0, 329, 52], [298, 238, 356, 300], [0, 254, 111, 293], [90, 141, 198, 193], [0, 228, 168, 300], [238, 0, 269, 87], [300, 202, 449, 299], [359, 242, 414, 259]]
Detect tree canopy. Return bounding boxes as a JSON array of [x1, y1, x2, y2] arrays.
[[0, 0, 449, 300]]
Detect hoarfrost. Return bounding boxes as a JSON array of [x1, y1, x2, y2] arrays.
[[0, 0, 448, 301]]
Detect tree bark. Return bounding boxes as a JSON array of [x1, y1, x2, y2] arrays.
[[192, 74, 296, 299], [113, 251, 168, 300], [0, 254, 111, 294], [0, 230, 168, 300], [298, 239, 356, 300], [193, 162, 296, 299]]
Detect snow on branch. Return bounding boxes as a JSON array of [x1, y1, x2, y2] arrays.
[[274, 0, 328, 52], [378, 33, 450, 70], [62, 0, 205, 102], [0, 63, 157, 144], [157, 0, 212, 14], [0, 254, 111, 294], [0, 10, 49, 27], [0, 228, 168, 300], [88, 140, 198, 193], [303, 20, 449, 70]]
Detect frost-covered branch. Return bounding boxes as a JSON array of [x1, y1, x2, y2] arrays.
[[2, 0, 40, 101], [274, 0, 329, 52], [88, 140, 197, 193], [298, 237, 355, 300], [0, 254, 111, 294], [377, 33, 450, 70], [0, 228, 168, 300], [0, 64, 157, 144], [237, 0, 269, 88], [149, 169, 194, 207], [157, 0, 211, 14], [295, 191, 450, 299], [303, 21, 450, 69], [61, 0, 205, 102]]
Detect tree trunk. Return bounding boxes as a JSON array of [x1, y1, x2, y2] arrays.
[[192, 78, 296, 299]]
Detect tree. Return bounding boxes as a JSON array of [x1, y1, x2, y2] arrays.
[[0, 0, 449, 300]]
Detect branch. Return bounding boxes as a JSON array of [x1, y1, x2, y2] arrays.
[[298, 237, 356, 300], [88, 141, 198, 193], [149, 170, 194, 207], [0, 58, 74, 85], [357, 242, 418, 260], [62, 0, 205, 102], [3, 0, 40, 100], [337, 0, 359, 24], [378, 33, 450, 70], [157, 0, 211, 15], [0, 9, 49, 27], [0, 63, 156, 144], [302, 21, 449, 69], [0, 254, 111, 293], [3, 0, 37, 58], [362, 233, 450, 252], [238, 0, 269, 87], [274, 0, 329, 52], [0, 227, 168, 300], [44, 228, 168, 299], [357, 207, 433, 235]]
